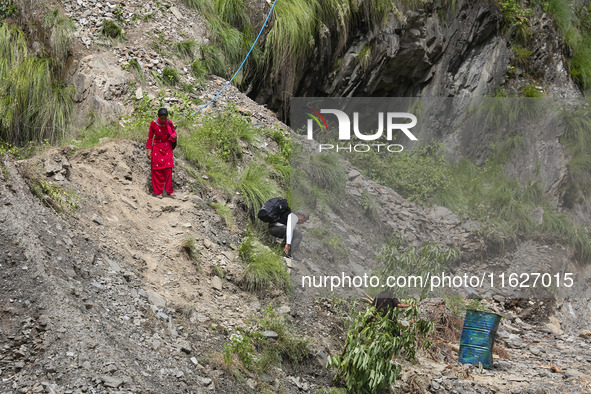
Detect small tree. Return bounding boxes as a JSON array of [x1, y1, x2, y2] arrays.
[[327, 303, 433, 393]]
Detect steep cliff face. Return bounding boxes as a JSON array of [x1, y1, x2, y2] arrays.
[[252, 0, 579, 109], [252, 1, 508, 110], [251, 0, 590, 226]]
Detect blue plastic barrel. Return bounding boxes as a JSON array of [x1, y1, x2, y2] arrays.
[[458, 309, 502, 369]]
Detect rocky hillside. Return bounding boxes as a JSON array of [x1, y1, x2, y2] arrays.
[[1, 0, 591, 392], [2, 120, 591, 393]]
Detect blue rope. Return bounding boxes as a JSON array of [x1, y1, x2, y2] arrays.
[[193, 0, 278, 115]]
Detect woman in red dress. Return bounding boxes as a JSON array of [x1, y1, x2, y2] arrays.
[[146, 108, 177, 198]]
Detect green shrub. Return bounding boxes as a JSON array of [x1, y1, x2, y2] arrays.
[[195, 105, 256, 163], [327, 302, 433, 393], [375, 234, 459, 299], [499, 0, 533, 43], [512, 44, 533, 68], [179, 111, 244, 194], [101, 20, 123, 39], [522, 84, 544, 97], [224, 330, 257, 369], [255, 305, 310, 366], [0, 0, 17, 19]]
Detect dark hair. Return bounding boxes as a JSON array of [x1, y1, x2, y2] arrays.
[[158, 108, 168, 117], [295, 210, 309, 220]]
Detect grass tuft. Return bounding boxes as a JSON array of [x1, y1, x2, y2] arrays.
[[101, 20, 123, 39], [162, 66, 180, 86], [238, 234, 291, 293], [209, 202, 235, 229], [190, 59, 208, 82], [174, 39, 198, 59], [43, 9, 76, 70], [239, 161, 278, 218], [181, 236, 200, 264]]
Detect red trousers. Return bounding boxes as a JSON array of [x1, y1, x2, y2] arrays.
[[151, 167, 173, 195]]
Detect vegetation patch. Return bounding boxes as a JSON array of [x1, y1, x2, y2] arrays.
[[174, 39, 198, 59], [238, 234, 291, 293], [374, 234, 459, 299], [223, 305, 311, 382], [327, 302, 433, 393], [499, 0, 533, 44], [101, 20, 124, 39], [23, 166, 81, 215], [534, 0, 591, 91], [209, 202, 235, 229], [190, 59, 208, 82], [0, 0, 17, 20], [349, 143, 449, 205], [0, 22, 75, 145], [181, 236, 200, 264], [162, 66, 180, 86], [308, 226, 349, 260], [292, 149, 347, 213]]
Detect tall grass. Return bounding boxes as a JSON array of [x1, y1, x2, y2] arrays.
[[200, 45, 226, 77], [546, 0, 573, 33], [543, 0, 591, 91], [43, 9, 76, 72], [183, 0, 400, 100], [556, 103, 591, 209], [239, 161, 278, 218], [174, 39, 198, 59], [264, 0, 320, 69], [307, 153, 347, 197], [214, 0, 250, 30], [179, 107, 281, 216], [292, 149, 347, 212], [0, 23, 74, 145], [209, 202, 235, 229], [238, 234, 291, 292], [183, 0, 213, 13]]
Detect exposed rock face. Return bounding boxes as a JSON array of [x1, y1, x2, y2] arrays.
[[251, 0, 589, 224], [253, 0, 579, 110], [68, 54, 130, 128], [252, 1, 510, 112]]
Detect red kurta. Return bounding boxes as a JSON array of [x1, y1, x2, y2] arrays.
[[146, 119, 177, 170]]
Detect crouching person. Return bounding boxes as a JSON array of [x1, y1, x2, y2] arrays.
[[258, 197, 309, 259], [269, 210, 309, 259]]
